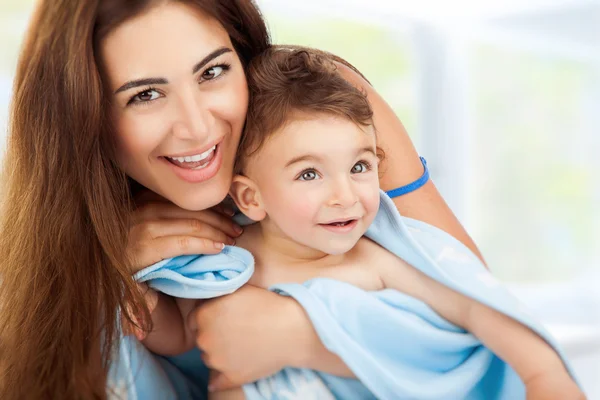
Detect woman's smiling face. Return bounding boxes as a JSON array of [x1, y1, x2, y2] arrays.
[[101, 2, 249, 210]]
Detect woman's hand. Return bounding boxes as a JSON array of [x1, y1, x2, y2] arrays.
[[121, 189, 243, 340], [126, 190, 243, 273], [188, 286, 298, 390], [187, 285, 353, 392]]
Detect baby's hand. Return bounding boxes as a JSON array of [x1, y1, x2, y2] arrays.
[[525, 369, 585, 400]]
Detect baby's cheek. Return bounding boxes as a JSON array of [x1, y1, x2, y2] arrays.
[[288, 199, 317, 222], [278, 197, 316, 234], [365, 192, 382, 220]]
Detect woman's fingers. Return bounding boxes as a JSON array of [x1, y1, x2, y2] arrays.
[[211, 203, 236, 217], [135, 202, 242, 239], [127, 199, 244, 272], [136, 218, 236, 246], [127, 218, 236, 269], [138, 235, 228, 267]]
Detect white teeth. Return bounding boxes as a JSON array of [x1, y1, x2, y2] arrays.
[[192, 160, 211, 170], [169, 145, 216, 163]]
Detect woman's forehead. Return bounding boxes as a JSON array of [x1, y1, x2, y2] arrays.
[[100, 2, 232, 90]]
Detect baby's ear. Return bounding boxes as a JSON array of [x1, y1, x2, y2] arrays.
[[229, 175, 267, 221]]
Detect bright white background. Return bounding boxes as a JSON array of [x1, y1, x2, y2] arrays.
[[1, 0, 599, 396]]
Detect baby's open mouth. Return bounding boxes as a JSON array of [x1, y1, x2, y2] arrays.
[[326, 220, 355, 227], [320, 219, 357, 227]]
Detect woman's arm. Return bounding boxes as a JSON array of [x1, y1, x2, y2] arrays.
[[334, 62, 486, 265], [138, 292, 194, 356], [123, 285, 196, 356], [189, 285, 354, 392]]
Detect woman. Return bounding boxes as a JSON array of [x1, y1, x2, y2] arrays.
[[0, 0, 484, 398]]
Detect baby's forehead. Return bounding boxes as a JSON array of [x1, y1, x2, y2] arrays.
[[265, 116, 375, 157], [277, 112, 375, 138], [241, 111, 376, 174]]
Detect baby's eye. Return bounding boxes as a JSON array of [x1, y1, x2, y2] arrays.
[[351, 161, 370, 174], [299, 170, 319, 181], [130, 89, 161, 104], [202, 65, 225, 81]]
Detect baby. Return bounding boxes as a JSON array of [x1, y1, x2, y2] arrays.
[[139, 47, 583, 399]]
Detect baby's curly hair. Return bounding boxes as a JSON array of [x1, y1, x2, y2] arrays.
[[236, 45, 382, 174]]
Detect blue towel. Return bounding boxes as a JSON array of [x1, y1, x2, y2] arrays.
[[109, 190, 579, 399], [133, 247, 254, 298]]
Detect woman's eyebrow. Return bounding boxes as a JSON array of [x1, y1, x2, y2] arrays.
[[115, 77, 167, 94], [192, 46, 232, 74], [114, 47, 233, 95]]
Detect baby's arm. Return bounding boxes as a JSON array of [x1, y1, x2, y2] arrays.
[[382, 267, 583, 398], [139, 292, 197, 356], [459, 298, 584, 399]]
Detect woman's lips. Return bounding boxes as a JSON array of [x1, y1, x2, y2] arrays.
[[166, 147, 217, 169], [162, 143, 223, 183]]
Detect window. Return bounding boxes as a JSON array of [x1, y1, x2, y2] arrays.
[[469, 43, 599, 282], [262, 7, 418, 143]]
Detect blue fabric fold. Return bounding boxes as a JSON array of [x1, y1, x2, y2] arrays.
[[133, 246, 254, 298], [110, 190, 579, 400]]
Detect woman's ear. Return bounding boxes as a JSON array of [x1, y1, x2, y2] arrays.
[[229, 175, 267, 221]]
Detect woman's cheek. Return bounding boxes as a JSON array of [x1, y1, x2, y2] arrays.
[[215, 92, 247, 129], [219, 73, 249, 132], [116, 114, 164, 154]]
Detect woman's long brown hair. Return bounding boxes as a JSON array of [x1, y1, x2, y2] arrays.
[[0, 1, 269, 398]]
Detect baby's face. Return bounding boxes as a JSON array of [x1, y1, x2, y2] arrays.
[[246, 113, 381, 255]]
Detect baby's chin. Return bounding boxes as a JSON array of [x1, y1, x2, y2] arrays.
[[320, 238, 363, 256]]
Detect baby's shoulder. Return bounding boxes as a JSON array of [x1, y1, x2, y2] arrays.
[[350, 237, 421, 291], [352, 236, 397, 261], [324, 238, 394, 291]]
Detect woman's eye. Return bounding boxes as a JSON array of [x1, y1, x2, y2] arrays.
[[351, 162, 369, 173], [202, 65, 225, 81], [299, 170, 319, 181], [132, 89, 160, 103]]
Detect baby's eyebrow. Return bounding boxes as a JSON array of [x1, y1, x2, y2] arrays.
[[285, 146, 376, 168], [357, 146, 377, 157], [284, 154, 323, 168]]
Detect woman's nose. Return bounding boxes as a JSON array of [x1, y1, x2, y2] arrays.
[[171, 93, 214, 141]]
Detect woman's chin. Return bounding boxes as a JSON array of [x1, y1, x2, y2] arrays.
[[169, 180, 231, 211]]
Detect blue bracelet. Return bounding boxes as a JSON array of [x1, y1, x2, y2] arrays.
[[385, 157, 429, 198]]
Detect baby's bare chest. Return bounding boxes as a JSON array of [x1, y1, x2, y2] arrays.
[[248, 238, 403, 292]]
